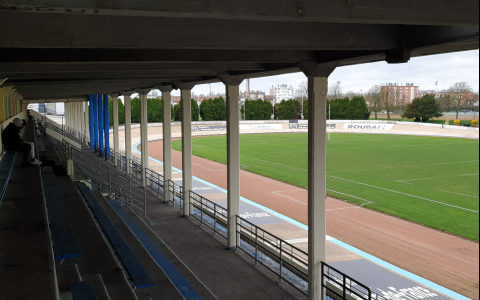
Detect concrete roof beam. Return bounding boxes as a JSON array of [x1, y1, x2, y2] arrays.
[[1, 0, 478, 26], [0, 12, 400, 50]]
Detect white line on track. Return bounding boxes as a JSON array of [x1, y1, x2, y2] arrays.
[[396, 178, 434, 183], [328, 175, 479, 213], [436, 190, 479, 199], [272, 191, 307, 206], [396, 173, 479, 183], [194, 163, 221, 172], [327, 190, 374, 206], [327, 207, 362, 212]]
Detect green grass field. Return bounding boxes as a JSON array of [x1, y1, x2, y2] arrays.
[[172, 134, 479, 241]]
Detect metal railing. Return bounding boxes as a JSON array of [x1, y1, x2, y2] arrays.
[[189, 191, 228, 239], [115, 150, 128, 173], [146, 168, 165, 199], [236, 215, 309, 295], [130, 156, 143, 183], [168, 179, 183, 209], [322, 262, 388, 300], [62, 140, 148, 215]]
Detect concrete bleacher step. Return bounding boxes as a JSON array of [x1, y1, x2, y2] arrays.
[[76, 182, 155, 290], [77, 183, 194, 300], [80, 274, 111, 300], [0, 151, 17, 204], [71, 281, 98, 300], [40, 131, 138, 300], [41, 166, 82, 260], [0, 119, 57, 299]]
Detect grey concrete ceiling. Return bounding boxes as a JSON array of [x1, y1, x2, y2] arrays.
[[0, 1, 478, 101]]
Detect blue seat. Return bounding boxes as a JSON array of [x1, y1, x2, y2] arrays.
[[77, 182, 154, 289], [0, 151, 17, 205], [42, 166, 82, 260], [71, 282, 98, 300]]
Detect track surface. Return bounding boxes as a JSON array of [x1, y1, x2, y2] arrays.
[[147, 138, 479, 299]]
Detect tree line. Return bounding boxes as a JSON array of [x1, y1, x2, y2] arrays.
[[365, 81, 478, 120], [107, 94, 373, 126], [107, 97, 197, 126]]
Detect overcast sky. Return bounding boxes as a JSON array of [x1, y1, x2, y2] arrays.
[[169, 50, 479, 97]]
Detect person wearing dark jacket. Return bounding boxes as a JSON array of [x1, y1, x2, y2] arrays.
[[2, 118, 41, 167]]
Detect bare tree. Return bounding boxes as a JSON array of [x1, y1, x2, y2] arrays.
[[379, 85, 401, 120], [328, 82, 343, 100], [295, 80, 308, 100], [449, 81, 473, 119], [366, 85, 382, 120], [345, 90, 358, 99], [436, 94, 452, 112], [463, 91, 480, 120]]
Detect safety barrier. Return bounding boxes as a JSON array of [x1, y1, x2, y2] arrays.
[[190, 191, 228, 239], [322, 262, 387, 300], [168, 180, 183, 209], [146, 168, 165, 198], [62, 140, 148, 215], [237, 215, 309, 295]]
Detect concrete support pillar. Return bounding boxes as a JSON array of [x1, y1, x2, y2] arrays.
[[298, 61, 338, 300], [122, 92, 134, 174], [159, 85, 173, 194], [89, 95, 97, 151], [175, 82, 196, 216], [80, 102, 85, 141], [88, 97, 93, 148], [75, 102, 79, 135], [84, 101, 89, 139], [0, 86, 14, 123], [103, 95, 110, 161], [139, 91, 150, 186], [98, 94, 104, 156], [66, 103, 70, 130], [111, 95, 119, 166], [219, 75, 244, 250], [22, 103, 28, 120]]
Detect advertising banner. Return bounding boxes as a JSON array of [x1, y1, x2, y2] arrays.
[[240, 124, 284, 130], [343, 124, 394, 130], [289, 124, 336, 130], [192, 125, 226, 132]]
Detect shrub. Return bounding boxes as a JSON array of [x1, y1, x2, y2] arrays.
[[472, 120, 479, 127], [454, 120, 461, 126]]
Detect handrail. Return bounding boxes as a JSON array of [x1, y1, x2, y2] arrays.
[[145, 168, 165, 199], [189, 191, 228, 239], [168, 179, 183, 209], [236, 215, 308, 295], [322, 262, 388, 300]]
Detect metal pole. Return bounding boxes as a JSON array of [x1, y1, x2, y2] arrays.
[[108, 168, 112, 197], [144, 184, 147, 217], [302, 95, 304, 119], [255, 226, 258, 265], [98, 161, 101, 192], [328, 104, 331, 141], [279, 240, 283, 283]]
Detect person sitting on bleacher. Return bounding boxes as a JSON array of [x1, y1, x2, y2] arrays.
[[2, 118, 42, 167]]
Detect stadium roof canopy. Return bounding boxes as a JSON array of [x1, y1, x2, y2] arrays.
[[0, 0, 478, 102]]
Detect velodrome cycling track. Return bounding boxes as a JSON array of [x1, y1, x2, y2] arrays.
[[114, 121, 479, 300]]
